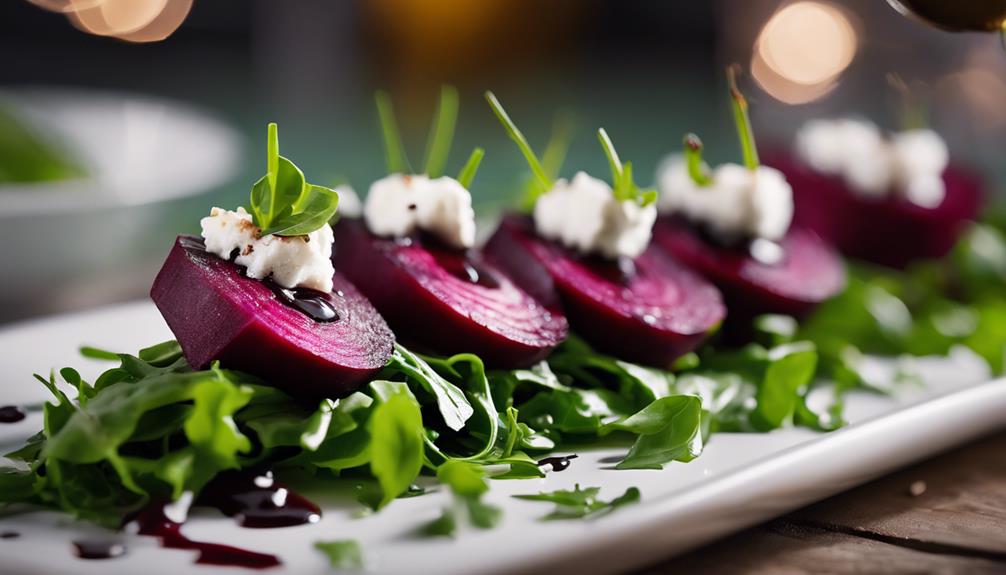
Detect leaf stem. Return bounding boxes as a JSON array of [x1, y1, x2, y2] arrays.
[[457, 147, 485, 189], [423, 85, 459, 178], [683, 133, 713, 187], [485, 91, 551, 190], [375, 91, 411, 174], [267, 122, 278, 191], [727, 65, 759, 170], [541, 111, 575, 180]]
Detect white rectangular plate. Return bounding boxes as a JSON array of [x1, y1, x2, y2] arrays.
[[1, 301, 1004, 575]]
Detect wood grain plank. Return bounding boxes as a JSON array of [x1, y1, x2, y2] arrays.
[[638, 431, 1006, 574]]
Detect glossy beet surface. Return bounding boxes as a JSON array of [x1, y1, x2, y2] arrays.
[[653, 219, 846, 322], [151, 236, 393, 398], [332, 219, 568, 367], [765, 152, 983, 269], [485, 215, 725, 367]]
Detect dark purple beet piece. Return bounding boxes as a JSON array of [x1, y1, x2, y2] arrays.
[[484, 215, 725, 367], [652, 219, 846, 323], [764, 151, 984, 269], [332, 219, 568, 368], [150, 236, 393, 399]]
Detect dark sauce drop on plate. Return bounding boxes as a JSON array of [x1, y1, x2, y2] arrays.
[[0, 405, 26, 423], [1, 531, 20, 539], [132, 505, 281, 570], [538, 454, 578, 472], [198, 470, 322, 528], [73, 540, 127, 560], [267, 282, 341, 323]]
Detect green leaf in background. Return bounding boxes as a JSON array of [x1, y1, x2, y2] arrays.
[[368, 382, 425, 510], [248, 123, 339, 237], [0, 102, 85, 184], [422, 85, 459, 178], [420, 461, 502, 537], [314, 539, 365, 570], [514, 484, 640, 520]]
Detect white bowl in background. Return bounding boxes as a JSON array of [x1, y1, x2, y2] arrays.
[[0, 88, 242, 322]]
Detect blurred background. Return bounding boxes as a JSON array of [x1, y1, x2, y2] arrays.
[[1, 0, 1004, 323]]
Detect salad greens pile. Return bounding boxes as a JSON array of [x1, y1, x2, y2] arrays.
[[0, 327, 826, 528]]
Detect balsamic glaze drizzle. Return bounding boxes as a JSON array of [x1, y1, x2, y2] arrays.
[[537, 454, 579, 472], [0, 405, 26, 424]]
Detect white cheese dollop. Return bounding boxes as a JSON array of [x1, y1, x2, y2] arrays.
[[533, 171, 657, 259], [333, 184, 363, 218], [657, 157, 794, 242], [795, 119, 949, 208], [200, 207, 336, 293], [363, 174, 476, 250]]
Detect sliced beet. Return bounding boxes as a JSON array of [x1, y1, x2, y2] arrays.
[[150, 236, 394, 398], [484, 215, 725, 367], [652, 218, 845, 323], [764, 151, 984, 269], [331, 219, 568, 368]]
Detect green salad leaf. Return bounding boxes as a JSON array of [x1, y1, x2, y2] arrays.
[[514, 484, 640, 520], [420, 461, 502, 537], [0, 102, 85, 184], [248, 123, 340, 237], [314, 539, 365, 570]]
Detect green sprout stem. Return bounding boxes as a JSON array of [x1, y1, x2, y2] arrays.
[[267, 122, 278, 190], [727, 65, 759, 170], [423, 85, 459, 178], [375, 91, 411, 174], [886, 73, 926, 131], [597, 127, 624, 184], [683, 133, 713, 187], [457, 147, 485, 189], [541, 111, 574, 180], [485, 91, 551, 190]]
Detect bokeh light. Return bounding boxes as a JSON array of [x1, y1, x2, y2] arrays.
[[751, 1, 858, 104], [27, 0, 191, 43]]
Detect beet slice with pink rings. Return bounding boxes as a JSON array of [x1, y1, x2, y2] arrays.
[[652, 219, 846, 323], [151, 236, 394, 399], [332, 219, 569, 368], [485, 215, 725, 367], [764, 151, 984, 269]]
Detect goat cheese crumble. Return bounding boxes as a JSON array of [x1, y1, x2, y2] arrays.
[[795, 119, 949, 208], [334, 184, 362, 218], [200, 207, 335, 293], [533, 171, 657, 259], [657, 158, 794, 242], [363, 174, 476, 250]]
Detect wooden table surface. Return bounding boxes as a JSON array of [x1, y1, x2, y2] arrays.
[[639, 430, 1006, 574]]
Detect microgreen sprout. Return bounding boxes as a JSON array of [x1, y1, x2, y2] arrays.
[[727, 65, 759, 171], [376, 86, 483, 188], [485, 91, 551, 191], [248, 123, 339, 237], [597, 128, 657, 206], [683, 133, 713, 187], [422, 85, 459, 178], [886, 73, 927, 131], [457, 147, 485, 189], [520, 111, 575, 210], [375, 91, 412, 174]]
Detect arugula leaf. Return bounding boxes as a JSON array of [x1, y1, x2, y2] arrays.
[[514, 484, 640, 520], [751, 342, 818, 431], [248, 123, 339, 237], [420, 461, 502, 537], [385, 344, 473, 432], [367, 382, 425, 509], [602, 395, 704, 470], [314, 539, 365, 570]]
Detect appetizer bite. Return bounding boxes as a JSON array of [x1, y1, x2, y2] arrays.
[[764, 114, 983, 268], [332, 87, 568, 367], [151, 123, 394, 398], [484, 92, 725, 367], [654, 68, 845, 324]]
